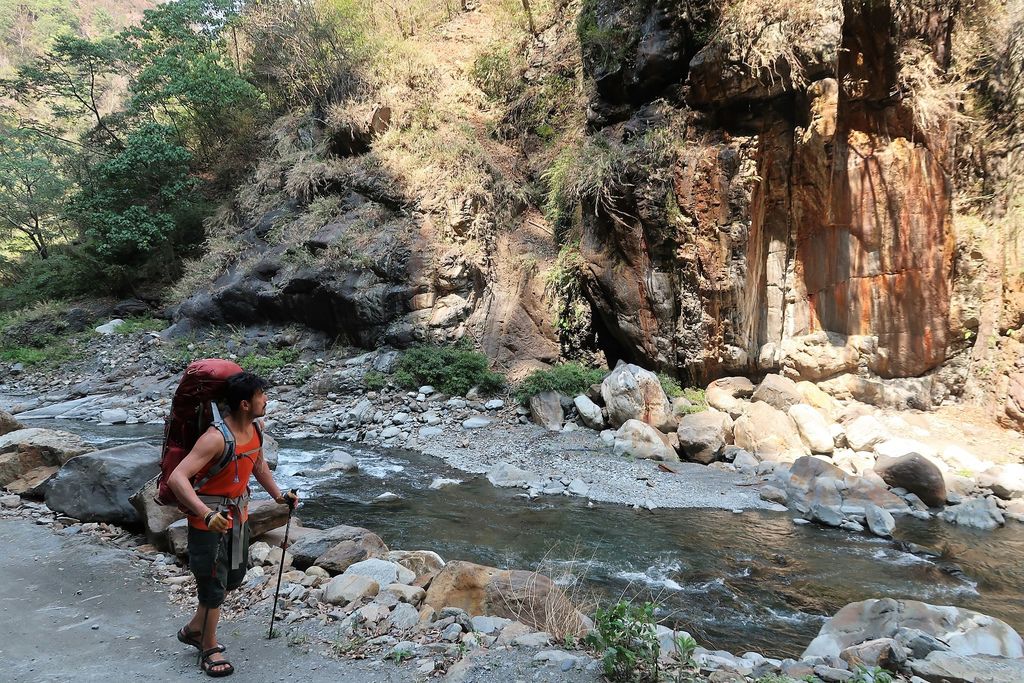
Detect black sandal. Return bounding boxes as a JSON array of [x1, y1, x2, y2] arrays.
[[177, 626, 202, 650], [200, 646, 233, 677]]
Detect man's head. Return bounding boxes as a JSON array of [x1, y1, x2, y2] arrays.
[[224, 371, 270, 417]]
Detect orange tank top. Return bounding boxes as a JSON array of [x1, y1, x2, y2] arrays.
[[187, 425, 262, 530]]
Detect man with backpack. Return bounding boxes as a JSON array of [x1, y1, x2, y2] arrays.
[[166, 370, 298, 677]]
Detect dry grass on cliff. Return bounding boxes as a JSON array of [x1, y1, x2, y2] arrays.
[[898, 39, 969, 141], [714, 0, 829, 87]]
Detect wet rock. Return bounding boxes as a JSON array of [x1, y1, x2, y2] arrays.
[[45, 443, 160, 526], [939, 497, 1005, 530], [734, 402, 808, 462], [874, 453, 947, 507], [529, 391, 564, 431], [320, 450, 358, 473], [486, 463, 538, 488], [676, 409, 732, 464], [613, 419, 678, 461], [601, 363, 674, 431], [803, 598, 1024, 659], [865, 504, 896, 538], [789, 404, 835, 454], [752, 374, 803, 412]]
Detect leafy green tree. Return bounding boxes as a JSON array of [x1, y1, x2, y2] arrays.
[[0, 123, 72, 258]]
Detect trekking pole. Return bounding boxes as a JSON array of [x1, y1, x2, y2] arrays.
[[268, 490, 298, 640]]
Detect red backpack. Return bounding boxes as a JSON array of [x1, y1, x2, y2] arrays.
[[155, 358, 246, 506]]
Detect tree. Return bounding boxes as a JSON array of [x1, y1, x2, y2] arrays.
[[0, 123, 72, 259]]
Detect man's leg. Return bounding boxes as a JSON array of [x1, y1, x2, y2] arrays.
[[186, 526, 233, 674]]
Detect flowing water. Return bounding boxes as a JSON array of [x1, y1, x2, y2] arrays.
[[49, 420, 1024, 659]]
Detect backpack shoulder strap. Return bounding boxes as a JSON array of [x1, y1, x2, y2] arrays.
[[192, 402, 236, 492]]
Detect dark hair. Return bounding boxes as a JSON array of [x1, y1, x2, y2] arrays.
[[224, 372, 270, 413]]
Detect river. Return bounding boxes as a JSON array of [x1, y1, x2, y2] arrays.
[[48, 419, 1024, 659]]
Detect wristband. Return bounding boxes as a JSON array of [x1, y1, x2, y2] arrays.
[[204, 510, 217, 526]]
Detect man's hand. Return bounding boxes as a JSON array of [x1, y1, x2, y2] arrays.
[[276, 490, 299, 511], [205, 510, 230, 533]]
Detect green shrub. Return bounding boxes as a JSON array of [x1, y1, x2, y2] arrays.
[[849, 665, 894, 683], [239, 348, 300, 374], [393, 341, 505, 397], [363, 369, 387, 391], [585, 600, 660, 682], [658, 372, 684, 398], [470, 44, 520, 101], [114, 316, 166, 334], [515, 363, 606, 403]]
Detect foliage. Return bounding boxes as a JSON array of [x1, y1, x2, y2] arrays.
[[363, 369, 387, 390], [658, 373, 684, 398], [0, 301, 92, 367], [848, 665, 894, 683], [239, 348, 300, 374], [393, 340, 505, 397], [0, 123, 73, 259], [114, 316, 165, 334], [515, 363, 606, 403], [585, 600, 660, 682], [471, 43, 520, 102], [577, 0, 632, 74], [542, 135, 625, 236], [546, 241, 594, 356]]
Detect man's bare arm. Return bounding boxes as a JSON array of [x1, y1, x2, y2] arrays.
[[167, 429, 225, 518]]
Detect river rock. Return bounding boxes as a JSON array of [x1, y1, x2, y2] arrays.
[[939, 497, 1005, 530], [387, 602, 421, 631], [323, 574, 379, 605], [676, 409, 732, 463], [706, 377, 754, 417], [874, 453, 947, 507], [845, 415, 889, 452], [261, 432, 279, 470], [344, 558, 413, 587], [424, 560, 589, 637], [287, 524, 389, 569], [978, 464, 1024, 500], [733, 402, 808, 462], [94, 318, 125, 334], [246, 499, 293, 538], [388, 550, 445, 586], [129, 476, 185, 548], [0, 428, 90, 474], [803, 599, 1024, 659], [529, 391, 563, 431], [613, 419, 678, 461], [573, 395, 605, 430], [98, 408, 129, 424], [167, 519, 188, 557], [840, 637, 907, 671], [0, 410, 23, 437], [45, 443, 160, 525], [751, 374, 803, 412], [909, 651, 1024, 683], [4, 465, 59, 497], [865, 504, 896, 538], [486, 463, 538, 488], [789, 404, 834, 454], [601, 363, 674, 431], [320, 449, 358, 473]]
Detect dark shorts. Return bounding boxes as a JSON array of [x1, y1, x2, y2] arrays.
[[188, 524, 250, 608]]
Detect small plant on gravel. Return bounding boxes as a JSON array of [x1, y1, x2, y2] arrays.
[[239, 348, 300, 374], [586, 599, 660, 682], [515, 363, 606, 403], [849, 665, 894, 683], [393, 340, 505, 397], [113, 316, 166, 334], [363, 369, 387, 391]]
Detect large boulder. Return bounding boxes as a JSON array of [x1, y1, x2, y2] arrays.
[[45, 443, 161, 526], [733, 401, 808, 462], [388, 550, 446, 587], [573, 395, 605, 430], [705, 377, 754, 417], [246, 498, 293, 538], [910, 651, 1024, 683], [845, 415, 890, 452], [803, 599, 1024, 659], [601, 363, 674, 431], [0, 410, 23, 437], [939, 497, 1005, 530], [315, 530, 390, 574], [424, 560, 590, 638], [285, 524, 389, 570], [874, 453, 947, 507], [129, 476, 185, 548], [978, 464, 1024, 500], [751, 374, 803, 412], [343, 558, 414, 586], [0, 428, 90, 486], [529, 391, 564, 431], [613, 419, 678, 461], [788, 404, 834, 454], [676, 409, 732, 464], [780, 456, 909, 516], [4, 465, 59, 498]]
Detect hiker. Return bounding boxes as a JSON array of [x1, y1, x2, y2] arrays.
[[166, 371, 298, 677]]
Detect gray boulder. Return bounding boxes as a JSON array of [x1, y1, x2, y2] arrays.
[[874, 453, 947, 508], [344, 558, 414, 587], [529, 391, 564, 431], [46, 443, 161, 525], [129, 476, 185, 548], [751, 374, 803, 412], [909, 651, 1024, 683], [613, 419, 678, 461], [676, 409, 732, 464], [865, 504, 896, 538], [939, 497, 1005, 530], [287, 524, 390, 569], [573, 395, 605, 430], [803, 598, 1024, 659], [486, 463, 538, 488], [601, 363, 674, 431]]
